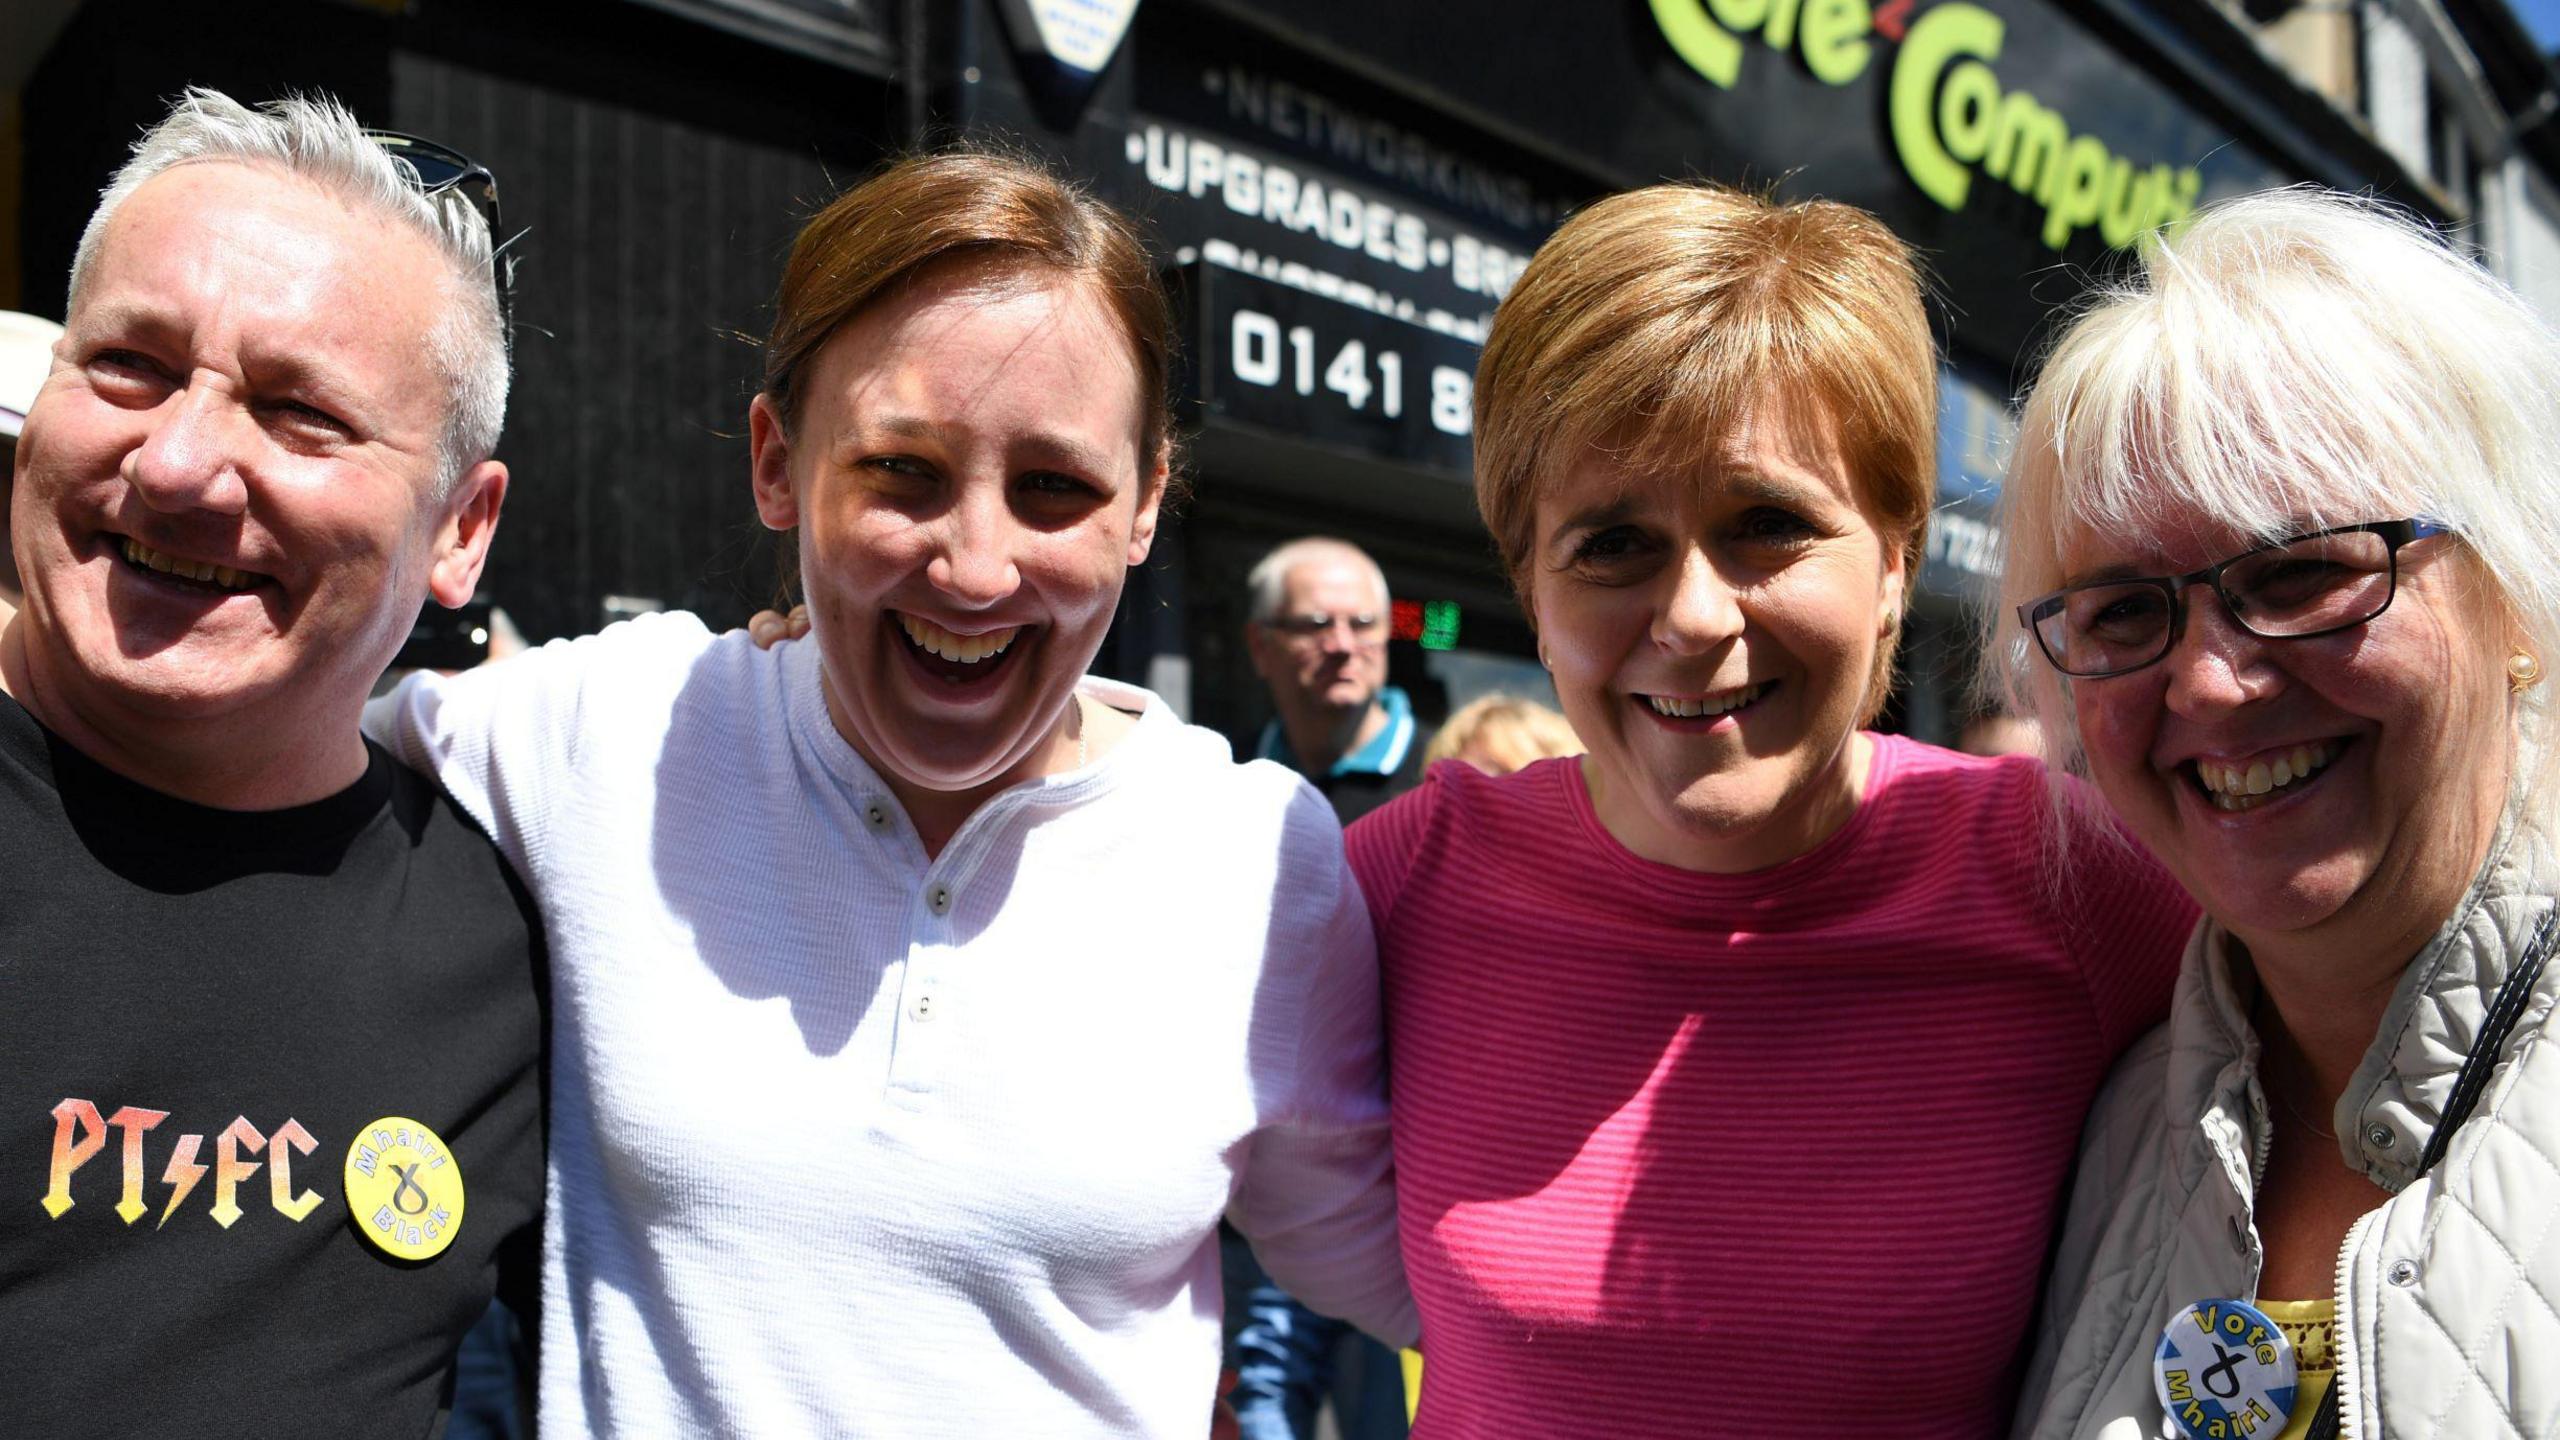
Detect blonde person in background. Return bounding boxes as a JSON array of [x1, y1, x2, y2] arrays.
[[1421, 694, 1581, 775], [1956, 707, 2046, 760], [2002, 190, 2560, 1440]]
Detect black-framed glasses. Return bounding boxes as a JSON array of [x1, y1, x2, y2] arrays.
[[363, 130, 514, 361], [2017, 518, 2447, 679]]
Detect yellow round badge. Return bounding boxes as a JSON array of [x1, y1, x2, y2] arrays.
[[342, 1116, 465, 1262]]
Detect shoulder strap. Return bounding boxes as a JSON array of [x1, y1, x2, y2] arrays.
[[2418, 907, 2554, 1173]]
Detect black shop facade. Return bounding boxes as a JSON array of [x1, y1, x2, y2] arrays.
[[9, 0, 2418, 748], [975, 0, 2341, 746]]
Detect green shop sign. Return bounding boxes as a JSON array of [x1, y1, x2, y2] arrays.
[[1652, 0, 2204, 251]]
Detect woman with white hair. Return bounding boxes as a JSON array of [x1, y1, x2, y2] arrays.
[[1999, 189, 2560, 1439]]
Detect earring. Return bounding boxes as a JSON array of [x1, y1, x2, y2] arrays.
[[2510, 651, 2542, 693]]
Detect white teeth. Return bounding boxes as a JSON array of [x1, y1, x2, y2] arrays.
[[2197, 741, 2338, 809], [121, 538, 258, 591], [1647, 683, 1769, 719], [897, 613, 1020, 665]]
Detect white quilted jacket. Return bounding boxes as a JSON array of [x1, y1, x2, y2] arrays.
[[2013, 797, 2560, 1440]]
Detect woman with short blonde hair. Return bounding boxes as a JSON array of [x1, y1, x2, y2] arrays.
[[1347, 180, 2193, 1436], [1472, 182, 1938, 714]]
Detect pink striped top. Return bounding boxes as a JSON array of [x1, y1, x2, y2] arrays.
[[1346, 735, 2196, 1438]]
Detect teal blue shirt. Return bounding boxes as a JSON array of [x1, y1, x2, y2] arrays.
[[1255, 686, 1416, 779]]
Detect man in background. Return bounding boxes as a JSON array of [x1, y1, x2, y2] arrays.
[[1243, 535, 1427, 824], [1227, 534, 1424, 1440]]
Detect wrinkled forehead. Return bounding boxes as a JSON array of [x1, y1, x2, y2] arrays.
[[1540, 398, 1867, 531], [2055, 498, 2257, 580], [83, 167, 445, 352], [1281, 553, 1386, 612]]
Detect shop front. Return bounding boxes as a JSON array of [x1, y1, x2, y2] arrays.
[[986, 0, 2317, 746], [6, 0, 2440, 748]]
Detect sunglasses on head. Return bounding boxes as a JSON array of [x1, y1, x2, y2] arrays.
[[363, 130, 514, 362]]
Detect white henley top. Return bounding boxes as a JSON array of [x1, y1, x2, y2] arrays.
[[367, 612, 1414, 1438]]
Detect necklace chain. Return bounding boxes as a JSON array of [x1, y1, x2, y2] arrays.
[[2248, 983, 2339, 1141], [2268, 1079, 2337, 1140]]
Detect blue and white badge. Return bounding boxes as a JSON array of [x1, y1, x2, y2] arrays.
[[2154, 1299, 2298, 1440]]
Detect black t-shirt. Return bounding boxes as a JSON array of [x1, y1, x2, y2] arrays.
[[0, 692, 545, 1438], [1309, 727, 1432, 826]]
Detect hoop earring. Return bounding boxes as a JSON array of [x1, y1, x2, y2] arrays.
[[2509, 651, 2542, 694]]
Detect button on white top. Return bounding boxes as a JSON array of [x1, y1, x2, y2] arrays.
[[863, 801, 892, 832], [926, 882, 953, 916], [908, 990, 936, 1022]]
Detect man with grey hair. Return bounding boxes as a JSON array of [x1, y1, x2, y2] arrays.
[[0, 88, 543, 1434], [1242, 535, 1426, 824], [1228, 535, 1423, 1440]]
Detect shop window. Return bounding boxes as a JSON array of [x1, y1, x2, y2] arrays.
[[2430, 84, 2467, 202]]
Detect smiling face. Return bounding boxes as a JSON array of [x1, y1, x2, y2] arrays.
[[749, 261, 1162, 810], [1530, 399, 1907, 873], [9, 161, 496, 796], [2064, 510, 2513, 970]]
